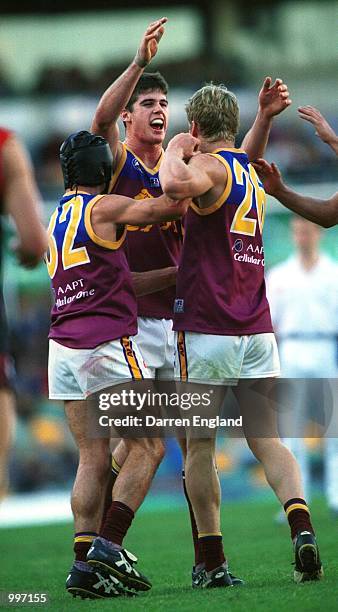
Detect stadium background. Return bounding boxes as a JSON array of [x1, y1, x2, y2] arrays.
[[0, 1, 337, 609]]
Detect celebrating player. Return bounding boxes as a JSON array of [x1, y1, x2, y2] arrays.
[[46, 130, 188, 599], [159, 83, 323, 586], [0, 128, 47, 501], [253, 159, 338, 227], [91, 18, 179, 384], [91, 16, 294, 585], [298, 105, 338, 156], [253, 106, 338, 226]]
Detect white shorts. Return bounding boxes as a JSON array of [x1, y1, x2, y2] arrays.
[[134, 317, 175, 380], [175, 332, 280, 385], [48, 337, 150, 400]]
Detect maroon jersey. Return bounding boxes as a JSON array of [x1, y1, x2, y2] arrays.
[[110, 143, 182, 318], [174, 148, 273, 335], [47, 191, 137, 348]]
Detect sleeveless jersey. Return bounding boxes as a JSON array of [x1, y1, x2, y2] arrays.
[[0, 128, 13, 353], [173, 148, 273, 335], [47, 191, 137, 349], [110, 143, 182, 319]]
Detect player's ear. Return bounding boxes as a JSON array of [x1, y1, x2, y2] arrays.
[[120, 109, 131, 124], [190, 121, 199, 138]]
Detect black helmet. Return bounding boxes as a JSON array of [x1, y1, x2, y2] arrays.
[[60, 130, 113, 193]]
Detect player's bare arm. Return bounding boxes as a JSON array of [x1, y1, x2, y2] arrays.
[[298, 105, 338, 155], [90, 192, 188, 241], [3, 135, 48, 267], [242, 77, 292, 161], [91, 17, 167, 159], [160, 133, 227, 204], [253, 158, 338, 228], [131, 266, 177, 297]]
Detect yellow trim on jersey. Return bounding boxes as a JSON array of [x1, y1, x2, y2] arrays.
[[74, 535, 95, 543], [121, 337, 143, 380], [124, 144, 163, 175], [189, 154, 233, 216], [177, 331, 188, 382], [84, 195, 127, 250], [109, 142, 128, 192], [212, 147, 247, 154], [63, 190, 92, 197], [285, 503, 310, 517]]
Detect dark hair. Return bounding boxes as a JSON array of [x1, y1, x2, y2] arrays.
[[125, 71, 168, 111], [60, 130, 113, 193]]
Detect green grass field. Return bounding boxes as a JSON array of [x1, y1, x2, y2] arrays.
[[1, 497, 337, 611]]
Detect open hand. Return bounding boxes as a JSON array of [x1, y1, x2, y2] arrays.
[[298, 105, 338, 148], [258, 77, 291, 118], [252, 158, 284, 196], [134, 17, 167, 68]]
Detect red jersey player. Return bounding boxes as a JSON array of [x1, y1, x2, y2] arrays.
[[0, 128, 47, 500]]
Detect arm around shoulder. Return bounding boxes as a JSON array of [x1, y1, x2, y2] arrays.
[[91, 193, 188, 230]]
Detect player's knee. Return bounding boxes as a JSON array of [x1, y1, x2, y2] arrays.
[[126, 437, 165, 466], [142, 437, 165, 466], [149, 438, 165, 465]]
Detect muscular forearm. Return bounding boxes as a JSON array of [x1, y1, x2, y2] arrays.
[[91, 61, 144, 133], [273, 184, 338, 228], [131, 267, 177, 297], [160, 152, 193, 199], [241, 111, 273, 161]]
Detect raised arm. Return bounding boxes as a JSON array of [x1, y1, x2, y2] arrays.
[[90, 17, 167, 159], [298, 106, 338, 156], [3, 135, 48, 267], [242, 77, 291, 161], [159, 133, 222, 201], [253, 158, 338, 228]]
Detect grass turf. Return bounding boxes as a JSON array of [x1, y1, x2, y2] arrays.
[[1, 497, 337, 611]]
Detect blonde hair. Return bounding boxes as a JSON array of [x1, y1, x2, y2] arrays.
[[185, 83, 240, 142]]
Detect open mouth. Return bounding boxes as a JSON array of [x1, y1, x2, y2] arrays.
[[150, 118, 164, 131]]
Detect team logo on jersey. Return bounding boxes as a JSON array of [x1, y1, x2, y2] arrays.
[[132, 158, 144, 174], [174, 298, 184, 313], [150, 177, 160, 187], [232, 238, 244, 252]]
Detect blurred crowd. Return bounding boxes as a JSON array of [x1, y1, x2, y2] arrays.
[[0, 54, 246, 97]]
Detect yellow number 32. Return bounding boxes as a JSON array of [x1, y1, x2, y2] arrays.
[[46, 196, 90, 279]]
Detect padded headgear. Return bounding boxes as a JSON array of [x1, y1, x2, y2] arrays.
[[60, 131, 113, 193]]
